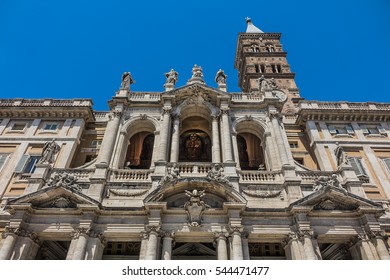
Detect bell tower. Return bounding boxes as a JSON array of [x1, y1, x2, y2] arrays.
[[234, 18, 301, 111]]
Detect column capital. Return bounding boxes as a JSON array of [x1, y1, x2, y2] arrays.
[[296, 229, 316, 240], [109, 110, 122, 120], [367, 230, 388, 241], [146, 225, 161, 235], [228, 226, 243, 235], [211, 114, 220, 121], [162, 108, 172, 115], [161, 230, 175, 239], [220, 108, 230, 115], [70, 227, 91, 239], [214, 231, 228, 241], [89, 230, 106, 244], [1, 226, 21, 238], [282, 232, 300, 247], [269, 111, 283, 121], [18, 229, 40, 244]]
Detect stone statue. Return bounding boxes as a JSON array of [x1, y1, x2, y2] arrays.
[[312, 174, 347, 194], [39, 139, 60, 164], [47, 172, 81, 192], [207, 163, 231, 186], [215, 69, 227, 85], [184, 189, 206, 227], [191, 64, 203, 78], [165, 69, 178, 85], [334, 142, 348, 167], [120, 72, 134, 90], [258, 75, 278, 92]]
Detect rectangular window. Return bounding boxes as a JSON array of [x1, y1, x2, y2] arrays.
[[15, 155, 41, 173], [43, 123, 58, 131], [348, 157, 367, 177], [90, 140, 102, 148], [11, 123, 26, 131], [328, 124, 354, 135], [289, 142, 298, 149], [360, 124, 387, 136]]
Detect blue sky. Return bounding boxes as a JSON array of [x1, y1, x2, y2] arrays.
[[0, 0, 389, 111]]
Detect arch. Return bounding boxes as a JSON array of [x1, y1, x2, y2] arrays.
[[173, 98, 219, 119], [144, 178, 247, 207], [121, 115, 160, 137], [116, 116, 160, 169], [232, 117, 269, 138]]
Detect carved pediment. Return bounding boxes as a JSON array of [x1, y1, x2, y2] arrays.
[[144, 177, 246, 207], [290, 185, 381, 212], [7, 185, 100, 210], [166, 83, 230, 107]]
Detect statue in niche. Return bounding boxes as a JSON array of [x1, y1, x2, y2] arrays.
[[184, 189, 207, 227], [185, 133, 203, 160], [120, 72, 134, 90], [39, 139, 60, 164], [215, 69, 227, 85], [165, 69, 178, 85]]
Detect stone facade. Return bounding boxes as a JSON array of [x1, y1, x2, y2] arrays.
[[0, 20, 389, 260]]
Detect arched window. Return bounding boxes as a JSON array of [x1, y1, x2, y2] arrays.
[[237, 133, 265, 170], [124, 132, 154, 169], [179, 130, 211, 162]]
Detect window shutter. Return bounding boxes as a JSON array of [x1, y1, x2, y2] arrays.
[[383, 158, 390, 173], [346, 125, 354, 134], [0, 154, 9, 170], [378, 125, 386, 134], [361, 127, 369, 134], [15, 155, 30, 173], [328, 125, 336, 134], [349, 157, 367, 176]]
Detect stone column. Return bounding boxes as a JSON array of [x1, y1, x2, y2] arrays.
[[212, 115, 221, 163], [242, 232, 250, 260], [70, 228, 90, 260], [144, 227, 160, 260], [220, 108, 234, 162], [283, 233, 305, 260], [161, 231, 175, 260], [11, 230, 40, 260], [170, 116, 180, 163], [85, 232, 105, 260], [158, 108, 171, 162], [0, 227, 19, 260], [369, 231, 390, 260], [299, 230, 318, 260], [270, 112, 289, 166], [350, 235, 378, 260], [229, 227, 243, 260], [214, 232, 228, 260], [138, 232, 149, 260], [96, 110, 122, 166]]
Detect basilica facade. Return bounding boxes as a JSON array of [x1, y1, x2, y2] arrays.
[[0, 19, 389, 260]]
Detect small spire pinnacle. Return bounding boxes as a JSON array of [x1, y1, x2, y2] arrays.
[[245, 17, 264, 33]]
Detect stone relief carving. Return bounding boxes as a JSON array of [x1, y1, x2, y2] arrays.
[[120, 72, 134, 90], [165, 69, 178, 85], [47, 172, 81, 192], [313, 198, 358, 211], [312, 174, 347, 195], [207, 163, 232, 186], [242, 187, 284, 199], [51, 196, 74, 208], [184, 189, 207, 227], [108, 188, 149, 197], [39, 139, 60, 164], [159, 163, 181, 187]]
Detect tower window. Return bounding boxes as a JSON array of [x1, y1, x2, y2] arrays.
[[266, 44, 275, 52]]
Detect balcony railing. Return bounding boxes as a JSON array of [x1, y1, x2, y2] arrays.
[[110, 169, 152, 182], [238, 170, 283, 183]]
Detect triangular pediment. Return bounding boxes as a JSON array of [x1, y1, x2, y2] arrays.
[[172, 243, 216, 257], [7, 185, 101, 210], [290, 186, 381, 211]]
